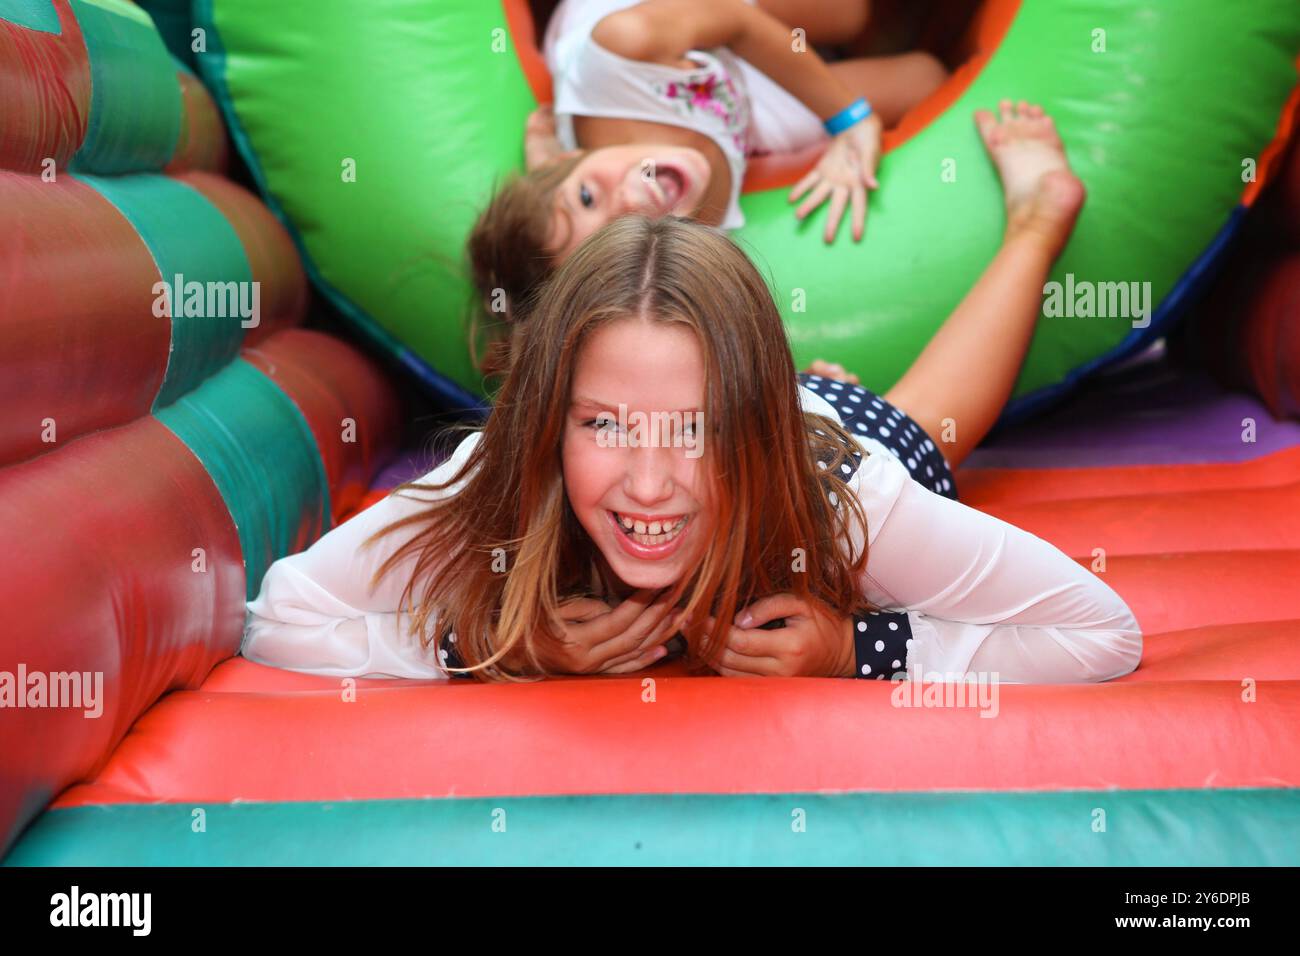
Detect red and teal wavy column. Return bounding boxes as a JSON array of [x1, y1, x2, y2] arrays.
[[0, 0, 404, 856]]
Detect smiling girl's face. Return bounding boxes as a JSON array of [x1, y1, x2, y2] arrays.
[[548, 144, 711, 262], [563, 316, 714, 597]]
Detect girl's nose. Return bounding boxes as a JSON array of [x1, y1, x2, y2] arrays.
[[617, 168, 652, 215], [623, 444, 676, 502], [613, 183, 637, 216]]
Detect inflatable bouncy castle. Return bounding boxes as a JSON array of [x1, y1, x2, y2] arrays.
[[2, 0, 1300, 865]]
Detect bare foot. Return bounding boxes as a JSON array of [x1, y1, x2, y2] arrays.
[[803, 359, 860, 384], [973, 100, 1086, 256]]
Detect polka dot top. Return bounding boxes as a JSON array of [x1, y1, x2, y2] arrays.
[[798, 372, 956, 500]]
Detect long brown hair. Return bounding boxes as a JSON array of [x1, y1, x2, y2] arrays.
[[368, 215, 874, 681], [466, 153, 582, 382]]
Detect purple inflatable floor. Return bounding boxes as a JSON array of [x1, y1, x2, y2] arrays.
[[967, 348, 1300, 470]]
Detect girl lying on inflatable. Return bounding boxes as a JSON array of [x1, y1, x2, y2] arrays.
[[243, 213, 1139, 685]]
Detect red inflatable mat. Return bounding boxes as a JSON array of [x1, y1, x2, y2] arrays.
[[42, 351, 1300, 811], [50, 438, 1300, 808]]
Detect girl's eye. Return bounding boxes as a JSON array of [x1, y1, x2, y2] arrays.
[[584, 417, 617, 431], [579, 184, 594, 208]]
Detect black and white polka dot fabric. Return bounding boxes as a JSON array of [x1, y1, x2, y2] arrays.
[[851, 608, 913, 680], [798, 371, 958, 501]]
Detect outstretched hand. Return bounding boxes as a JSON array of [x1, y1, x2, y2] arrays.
[[789, 114, 883, 243]]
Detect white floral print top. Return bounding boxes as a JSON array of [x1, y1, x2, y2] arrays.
[[544, 0, 753, 229]]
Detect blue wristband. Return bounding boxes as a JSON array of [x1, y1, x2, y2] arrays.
[[823, 97, 873, 136]]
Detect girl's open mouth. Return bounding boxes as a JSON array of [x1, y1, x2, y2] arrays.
[[653, 163, 687, 211], [607, 509, 692, 558]]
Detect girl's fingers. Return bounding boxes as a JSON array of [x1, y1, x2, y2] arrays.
[[590, 591, 675, 658], [850, 184, 866, 242], [704, 614, 786, 661], [823, 186, 849, 243], [603, 587, 666, 631], [634, 604, 688, 654], [557, 596, 615, 623], [602, 645, 669, 674], [712, 647, 782, 676], [795, 180, 832, 219], [601, 638, 665, 671], [788, 167, 821, 203], [599, 603, 681, 670], [999, 98, 1013, 122], [733, 592, 805, 628], [600, 623, 663, 668], [715, 621, 791, 661]]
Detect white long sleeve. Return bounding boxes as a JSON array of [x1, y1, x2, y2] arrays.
[[242, 431, 485, 679], [246, 387, 1141, 685], [797, 386, 1143, 683]]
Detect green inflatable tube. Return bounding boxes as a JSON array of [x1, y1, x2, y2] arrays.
[[192, 0, 1300, 417]]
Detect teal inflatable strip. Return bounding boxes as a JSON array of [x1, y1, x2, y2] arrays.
[[154, 359, 330, 603], [69, 0, 181, 173], [74, 172, 253, 408], [6, 789, 1299, 866], [0, 0, 60, 33], [134, 0, 197, 71]]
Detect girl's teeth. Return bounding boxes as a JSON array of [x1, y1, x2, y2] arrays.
[[614, 512, 687, 544]]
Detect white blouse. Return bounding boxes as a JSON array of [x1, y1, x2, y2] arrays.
[[243, 386, 1143, 684]]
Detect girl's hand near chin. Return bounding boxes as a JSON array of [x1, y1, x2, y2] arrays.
[[534, 588, 687, 675], [789, 114, 883, 244], [703, 592, 856, 678]]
